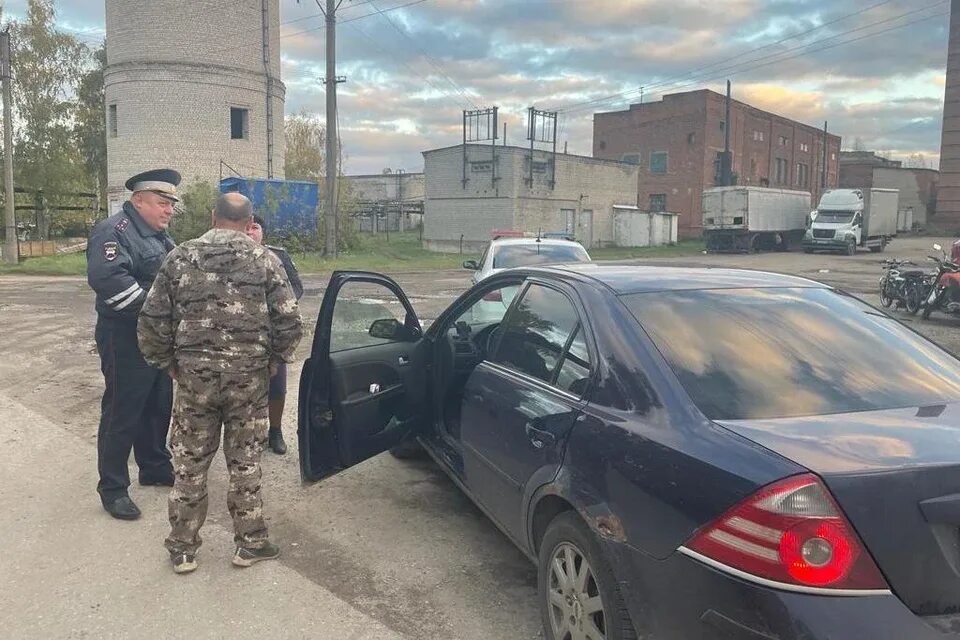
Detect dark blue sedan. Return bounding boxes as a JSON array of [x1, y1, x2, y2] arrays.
[[298, 265, 960, 640]]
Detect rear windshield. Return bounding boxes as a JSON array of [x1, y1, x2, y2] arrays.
[[622, 287, 960, 421], [492, 244, 590, 269]]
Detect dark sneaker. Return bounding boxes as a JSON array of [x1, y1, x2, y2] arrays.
[[232, 542, 280, 567], [268, 428, 287, 455], [102, 495, 141, 520], [171, 552, 198, 574]]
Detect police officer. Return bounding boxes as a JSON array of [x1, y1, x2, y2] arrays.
[[87, 169, 181, 520]]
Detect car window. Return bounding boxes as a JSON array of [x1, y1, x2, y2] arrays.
[[452, 283, 520, 327], [492, 244, 590, 269], [622, 287, 960, 420], [493, 283, 582, 385], [555, 326, 592, 395], [330, 281, 409, 353]]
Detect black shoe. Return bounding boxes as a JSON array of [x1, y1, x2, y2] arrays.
[[139, 474, 175, 487], [268, 428, 287, 455], [102, 495, 141, 520], [232, 542, 280, 567], [170, 551, 198, 574]]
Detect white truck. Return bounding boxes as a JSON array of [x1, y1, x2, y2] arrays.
[[804, 188, 899, 255], [702, 186, 812, 253]]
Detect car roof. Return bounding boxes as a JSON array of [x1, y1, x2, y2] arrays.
[[512, 264, 828, 294]]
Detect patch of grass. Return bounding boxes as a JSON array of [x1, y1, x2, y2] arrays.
[[590, 239, 705, 261], [0, 252, 88, 275], [293, 231, 478, 274]]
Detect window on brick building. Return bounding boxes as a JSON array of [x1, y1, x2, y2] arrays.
[[778, 135, 788, 146], [649, 194, 667, 212], [775, 158, 788, 184], [797, 162, 810, 188], [108, 104, 118, 138], [621, 153, 641, 165], [719, 121, 726, 132], [750, 158, 757, 177], [753, 131, 764, 142], [230, 107, 249, 140], [799, 142, 810, 153], [650, 151, 668, 174], [688, 132, 696, 145]]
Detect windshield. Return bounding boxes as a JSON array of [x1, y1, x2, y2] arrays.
[[815, 210, 856, 224], [622, 288, 960, 421], [492, 244, 590, 269]]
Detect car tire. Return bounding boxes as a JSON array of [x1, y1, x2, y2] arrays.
[[804, 247, 814, 254], [846, 238, 857, 256], [389, 438, 427, 460], [538, 512, 637, 640]]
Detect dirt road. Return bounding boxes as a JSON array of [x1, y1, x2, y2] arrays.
[[2, 234, 958, 639]]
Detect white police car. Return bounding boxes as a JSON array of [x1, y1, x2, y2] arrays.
[[462, 230, 592, 285], [461, 231, 592, 323]]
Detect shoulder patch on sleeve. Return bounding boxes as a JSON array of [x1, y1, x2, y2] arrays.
[[115, 217, 129, 233], [103, 241, 118, 261]]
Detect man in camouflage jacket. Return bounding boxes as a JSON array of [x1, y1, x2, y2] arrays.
[[137, 192, 303, 574]]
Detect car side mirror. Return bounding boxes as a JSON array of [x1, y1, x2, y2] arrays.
[[463, 259, 479, 270], [368, 318, 409, 341], [934, 244, 943, 252]]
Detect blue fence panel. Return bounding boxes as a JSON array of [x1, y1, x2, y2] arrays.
[[219, 177, 318, 234]]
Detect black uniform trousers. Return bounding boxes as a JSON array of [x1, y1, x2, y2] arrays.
[[95, 318, 173, 501]]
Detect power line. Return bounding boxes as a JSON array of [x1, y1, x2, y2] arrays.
[[552, 0, 942, 114], [587, 9, 948, 140], [365, 0, 480, 109]]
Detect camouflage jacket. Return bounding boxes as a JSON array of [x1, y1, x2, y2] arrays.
[[137, 228, 303, 373]]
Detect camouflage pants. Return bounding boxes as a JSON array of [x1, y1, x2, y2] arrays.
[[164, 367, 270, 555]]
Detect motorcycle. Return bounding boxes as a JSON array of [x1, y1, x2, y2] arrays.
[[918, 243, 960, 320], [878, 258, 924, 313]]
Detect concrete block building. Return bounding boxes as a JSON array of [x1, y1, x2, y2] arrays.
[[422, 144, 640, 252], [104, 0, 285, 214], [593, 89, 841, 237], [840, 151, 939, 227]]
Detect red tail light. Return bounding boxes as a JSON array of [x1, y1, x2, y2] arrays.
[[685, 474, 887, 591], [483, 290, 502, 302]]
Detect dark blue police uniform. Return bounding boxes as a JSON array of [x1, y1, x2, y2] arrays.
[[87, 170, 179, 512]]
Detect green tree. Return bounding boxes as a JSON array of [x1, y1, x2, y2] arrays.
[[284, 111, 325, 181], [75, 45, 107, 210], [168, 181, 217, 243]]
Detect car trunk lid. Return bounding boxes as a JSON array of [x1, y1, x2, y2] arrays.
[[718, 402, 960, 615]]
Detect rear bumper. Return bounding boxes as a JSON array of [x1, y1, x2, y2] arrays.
[[604, 541, 957, 639]]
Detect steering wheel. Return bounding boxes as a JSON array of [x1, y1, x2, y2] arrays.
[[473, 322, 501, 358]]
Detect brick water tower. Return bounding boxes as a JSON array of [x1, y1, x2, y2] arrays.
[[104, 0, 285, 214], [937, 0, 960, 228]]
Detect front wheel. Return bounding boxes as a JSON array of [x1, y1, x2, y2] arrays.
[[845, 238, 857, 256], [539, 512, 637, 640], [878, 275, 893, 308], [905, 282, 923, 315]]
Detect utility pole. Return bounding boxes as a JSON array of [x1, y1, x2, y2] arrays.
[[821, 120, 829, 192], [319, 0, 346, 257], [720, 80, 733, 186], [1, 29, 16, 265]]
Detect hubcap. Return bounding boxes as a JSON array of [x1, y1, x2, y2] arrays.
[[547, 542, 606, 640]]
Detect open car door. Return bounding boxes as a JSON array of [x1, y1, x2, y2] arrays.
[[298, 271, 429, 482]]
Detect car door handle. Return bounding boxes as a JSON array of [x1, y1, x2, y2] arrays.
[[525, 423, 556, 449]]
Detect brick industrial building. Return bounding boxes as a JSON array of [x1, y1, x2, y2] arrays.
[[937, 0, 960, 228], [593, 89, 842, 237], [104, 0, 285, 214], [840, 151, 938, 227], [422, 144, 640, 252]]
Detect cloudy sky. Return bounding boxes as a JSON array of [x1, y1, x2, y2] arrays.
[[23, 0, 954, 174]]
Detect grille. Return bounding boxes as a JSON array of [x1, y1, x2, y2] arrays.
[[813, 229, 835, 239]]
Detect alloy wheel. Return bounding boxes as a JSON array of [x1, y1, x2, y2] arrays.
[[547, 542, 607, 640]]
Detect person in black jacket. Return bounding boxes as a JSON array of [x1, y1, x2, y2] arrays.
[[247, 215, 303, 454], [86, 169, 180, 520]]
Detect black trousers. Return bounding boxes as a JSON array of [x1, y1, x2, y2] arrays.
[[95, 318, 173, 501]]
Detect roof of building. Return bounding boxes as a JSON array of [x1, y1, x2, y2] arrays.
[[511, 264, 826, 294]]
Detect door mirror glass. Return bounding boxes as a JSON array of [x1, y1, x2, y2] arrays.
[[331, 281, 412, 353], [463, 259, 479, 270], [368, 318, 409, 340], [934, 244, 943, 252]]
